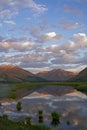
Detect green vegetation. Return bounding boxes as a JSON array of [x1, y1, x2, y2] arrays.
[[8, 91, 17, 99], [2, 114, 8, 120], [66, 120, 70, 125], [0, 84, 15, 98], [74, 83, 87, 94], [0, 81, 87, 100], [51, 111, 60, 126], [15, 81, 87, 88], [38, 110, 43, 123], [15, 82, 87, 95], [16, 102, 22, 111], [25, 117, 31, 125], [0, 116, 50, 130]]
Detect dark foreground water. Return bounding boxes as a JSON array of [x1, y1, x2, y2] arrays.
[[0, 86, 87, 130]]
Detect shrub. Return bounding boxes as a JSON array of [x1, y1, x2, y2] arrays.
[[66, 120, 70, 125], [16, 102, 22, 111], [38, 110, 43, 123], [25, 117, 31, 125], [9, 92, 17, 99], [3, 115, 8, 120], [51, 111, 60, 126]]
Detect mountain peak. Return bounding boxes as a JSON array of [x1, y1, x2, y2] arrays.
[[0, 65, 20, 69], [0, 65, 44, 83], [36, 68, 76, 81], [70, 67, 87, 81]]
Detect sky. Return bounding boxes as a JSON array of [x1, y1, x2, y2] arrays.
[[0, 0, 87, 73]]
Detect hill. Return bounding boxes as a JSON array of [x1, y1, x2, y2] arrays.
[[70, 67, 87, 81], [0, 65, 44, 83], [36, 69, 76, 81]]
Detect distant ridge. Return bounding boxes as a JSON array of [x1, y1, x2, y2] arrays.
[[70, 67, 87, 81], [36, 69, 76, 81], [1, 65, 86, 82], [0, 65, 45, 83]]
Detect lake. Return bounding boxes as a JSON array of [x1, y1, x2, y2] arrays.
[[0, 85, 87, 130]]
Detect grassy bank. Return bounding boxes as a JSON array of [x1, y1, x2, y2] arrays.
[[0, 116, 50, 130], [0, 81, 87, 100], [15, 81, 87, 93], [14, 82, 87, 98]]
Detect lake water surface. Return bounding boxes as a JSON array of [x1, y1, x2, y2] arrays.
[[0, 85, 87, 130]]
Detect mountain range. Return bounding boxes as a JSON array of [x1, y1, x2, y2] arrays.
[[0, 65, 44, 83], [0, 65, 86, 82], [70, 67, 87, 81], [36, 69, 76, 81]]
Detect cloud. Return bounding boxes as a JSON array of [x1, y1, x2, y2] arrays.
[[0, 0, 47, 23], [29, 27, 64, 43], [46, 32, 56, 37], [63, 4, 82, 17], [50, 33, 87, 66], [0, 9, 18, 20], [20, 62, 50, 68], [72, 33, 87, 49], [60, 19, 84, 30], [4, 20, 16, 25], [35, 33, 63, 43], [0, 0, 86, 72], [0, 37, 35, 52], [58, 33, 87, 55], [0, 53, 51, 69], [0, 33, 87, 71], [45, 45, 60, 53], [0, 0, 47, 14], [20, 0, 47, 13], [9, 0, 47, 13]]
